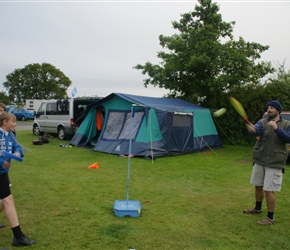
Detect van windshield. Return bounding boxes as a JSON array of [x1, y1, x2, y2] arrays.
[[281, 114, 290, 121]]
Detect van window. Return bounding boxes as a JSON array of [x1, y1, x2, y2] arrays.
[[263, 112, 290, 121], [38, 103, 45, 115], [56, 100, 69, 115], [77, 105, 86, 111], [46, 103, 57, 115], [281, 114, 290, 121]]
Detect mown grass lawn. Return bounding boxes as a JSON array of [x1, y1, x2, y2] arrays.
[[1, 130, 290, 249]]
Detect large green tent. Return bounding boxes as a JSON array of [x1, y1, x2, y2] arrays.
[[70, 93, 222, 157]]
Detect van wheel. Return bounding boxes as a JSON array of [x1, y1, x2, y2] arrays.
[[33, 124, 41, 136], [58, 127, 66, 140]]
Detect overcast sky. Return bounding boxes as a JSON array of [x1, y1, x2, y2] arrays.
[[1, 0, 289, 98]]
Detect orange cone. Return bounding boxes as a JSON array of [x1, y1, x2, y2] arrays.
[[88, 163, 99, 169]]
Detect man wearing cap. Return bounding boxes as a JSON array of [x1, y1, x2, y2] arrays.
[[243, 100, 290, 225]]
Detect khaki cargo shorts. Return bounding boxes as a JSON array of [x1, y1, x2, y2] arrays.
[[250, 163, 283, 192]]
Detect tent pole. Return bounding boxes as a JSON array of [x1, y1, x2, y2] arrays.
[[149, 109, 154, 164], [126, 105, 135, 202]]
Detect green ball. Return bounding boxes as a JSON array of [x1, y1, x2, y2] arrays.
[[213, 108, 226, 118]]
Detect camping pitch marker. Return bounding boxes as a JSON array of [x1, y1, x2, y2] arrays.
[[114, 105, 142, 217]]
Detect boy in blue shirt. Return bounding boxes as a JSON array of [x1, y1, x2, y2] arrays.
[[0, 112, 35, 246]]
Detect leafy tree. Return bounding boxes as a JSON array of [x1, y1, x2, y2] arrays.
[[0, 91, 11, 104], [262, 62, 290, 110], [266, 61, 290, 87], [134, 0, 274, 108], [3, 63, 71, 104]]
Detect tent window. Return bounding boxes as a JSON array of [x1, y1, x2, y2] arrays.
[[119, 111, 144, 139], [103, 112, 124, 139], [172, 114, 192, 127], [103, 111, 144, 140]]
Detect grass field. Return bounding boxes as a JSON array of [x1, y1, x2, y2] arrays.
[[1, 130, 290, 249]]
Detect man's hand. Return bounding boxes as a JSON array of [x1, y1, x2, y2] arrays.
[[246, 122, 256, 133], [267, 120, 278, 130]]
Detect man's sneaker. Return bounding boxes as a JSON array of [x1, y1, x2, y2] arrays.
[[257, 217, 275, 225], [12, 235, 36, 246], [243, 208, 262, 214], [0, 224, 4, 228]]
